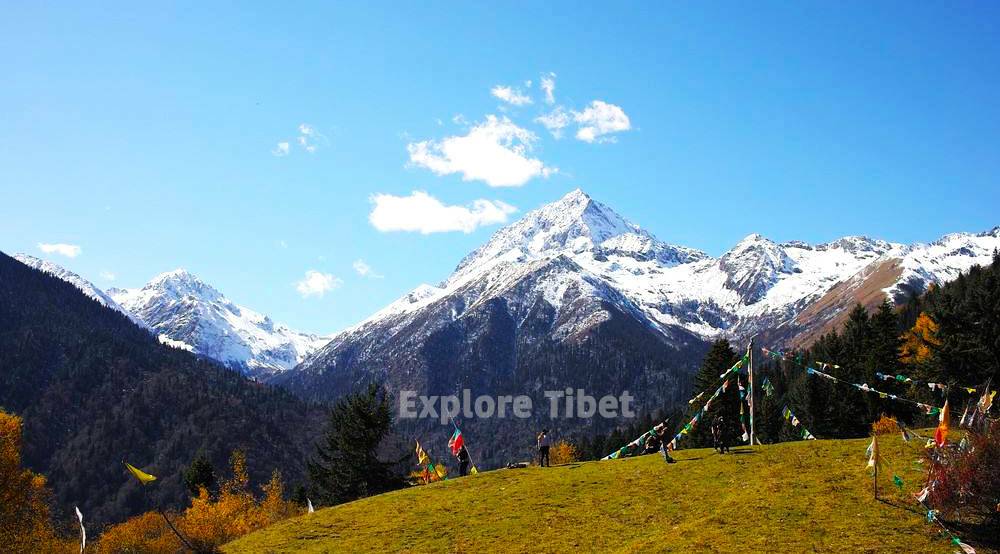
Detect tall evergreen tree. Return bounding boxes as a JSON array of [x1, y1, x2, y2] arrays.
[[687, 339, 741, 448], [307, 382, 404, 506], [183, 452, 216, 496]]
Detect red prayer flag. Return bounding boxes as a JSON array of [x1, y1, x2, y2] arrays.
[[448, 429, 464, 455]]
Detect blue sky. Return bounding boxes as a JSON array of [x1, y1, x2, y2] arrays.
[[2, 2, 999, 334]]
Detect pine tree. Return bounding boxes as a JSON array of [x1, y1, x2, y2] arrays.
[[183, 451, 217, 496], [688, 339, 741, 448], [307, 382, 404, 506]]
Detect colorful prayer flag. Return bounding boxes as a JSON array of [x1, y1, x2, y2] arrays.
[[934, 401, 949, 447], [415, 440, 431, 466], [124, 461, 157, 485], [448, 429, 465, 455]]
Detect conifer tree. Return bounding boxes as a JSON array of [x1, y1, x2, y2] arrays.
[[307, 382, 404, 506], [183, 452, 217, 496], [688, 339, 741, 448]]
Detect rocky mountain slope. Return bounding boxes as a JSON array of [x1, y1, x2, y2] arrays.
[[109, 270, 329, 378]]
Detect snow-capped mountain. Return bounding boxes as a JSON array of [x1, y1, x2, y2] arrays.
[[12, 254, 149, 329], [285, 189, 1000, 396], [110, 269, 329, 378]]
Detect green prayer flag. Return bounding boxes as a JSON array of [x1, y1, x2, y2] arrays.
[[893, 475, 904, 489]]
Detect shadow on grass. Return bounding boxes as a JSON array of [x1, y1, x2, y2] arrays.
[[876, 497, 923, 516]]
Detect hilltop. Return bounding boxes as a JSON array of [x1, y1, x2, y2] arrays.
[[225, 434, 961, 553]]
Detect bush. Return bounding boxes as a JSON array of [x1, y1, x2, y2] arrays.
[[549, 441, 579, 465], [925, 421, 1000, 537]]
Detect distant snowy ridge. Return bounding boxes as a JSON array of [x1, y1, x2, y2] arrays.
[[109, 269, 329, 378], [318, 190, 1000, 352], [12, 254, 150, 330]]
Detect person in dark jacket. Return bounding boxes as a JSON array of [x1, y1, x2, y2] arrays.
[[537, 429, 551, 467], [457, 445, 471, 476]]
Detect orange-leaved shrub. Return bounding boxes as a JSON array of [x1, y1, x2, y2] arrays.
[[549, 440, 580, 465], [97, 449, 303, 553]]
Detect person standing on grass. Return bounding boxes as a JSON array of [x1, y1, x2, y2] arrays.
[[457, 445, 471, 477], [537, 429, 551, 467], [657, 429, 676, 464]]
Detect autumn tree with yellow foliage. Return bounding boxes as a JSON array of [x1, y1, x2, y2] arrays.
[[0, 409, 73, 553], [899, 312, 942, 366], [97, 449, 303, 553]]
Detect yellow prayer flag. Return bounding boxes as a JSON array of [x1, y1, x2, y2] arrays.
[[415, 440, 430, 466], [434, 463, 447, 480], [470, 465, 479, 475], [124, 461, 157, 485]]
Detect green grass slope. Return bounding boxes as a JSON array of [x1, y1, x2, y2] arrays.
[[225, 434, 957, 553]]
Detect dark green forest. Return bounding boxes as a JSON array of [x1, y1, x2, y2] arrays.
[[0, 251, 324, 529]]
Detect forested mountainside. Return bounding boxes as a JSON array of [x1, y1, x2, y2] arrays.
[[0, 252, 324, 529]]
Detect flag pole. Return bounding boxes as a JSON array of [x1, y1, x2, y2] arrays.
[[449, 415, 479, 474], [747, 336, 756, 446]]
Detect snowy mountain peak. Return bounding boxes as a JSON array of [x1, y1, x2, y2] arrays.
[[718, 234, 797, 304], [143, 268, 223, 302], [110, 271, 328, 377], [453, 189, 701, 279]]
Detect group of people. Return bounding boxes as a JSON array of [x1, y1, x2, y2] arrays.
[[532, 415, 732, 469]]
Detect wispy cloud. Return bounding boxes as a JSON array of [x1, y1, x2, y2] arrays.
[[273, 123, 327, 156], [297, 123, 322, 153], [271, 142, 290, 157], [38, 243, 81, 258], [574, 100, 631, 143], [407, 115, 556, 187], [369, 191, 517, 234], [295, 270, 342, 298], [540, 72, 556, 105], [491, 85, 533, 106], [99, 270, 116, 281], [535, 106, 572, 139], [353, 259, 383, 279]]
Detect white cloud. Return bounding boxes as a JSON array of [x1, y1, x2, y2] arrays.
[[407, 115, 556, 187], [100, 270, 116, 281], [540, 72, 556, 105], [295, 270, 342, 298], [452, 114, 468, 126], [38, 243, 81, 258], [353, 259, 383, 279], [574, 100, 631, 143], [369, 191, 517, 234], [491, 85, 533, 106], [535, 106, 572, 139], [272, 142, 290, 156]]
